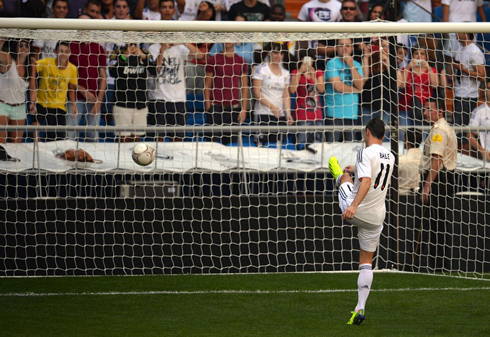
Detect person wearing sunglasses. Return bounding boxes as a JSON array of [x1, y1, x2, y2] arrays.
[[339, 0, 361, 23]]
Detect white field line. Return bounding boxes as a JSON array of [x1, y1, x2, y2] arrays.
[[2, 287, 490, 297]]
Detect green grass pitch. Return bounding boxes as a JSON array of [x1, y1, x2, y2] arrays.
[[1, 272, 489, 336]]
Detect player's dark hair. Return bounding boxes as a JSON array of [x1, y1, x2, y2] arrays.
[[406, 128, 422, 149], [55, 41, 70, 51], [85, 0, 102, 9], [366, 118, 385, 140]]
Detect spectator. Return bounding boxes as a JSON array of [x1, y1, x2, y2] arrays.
[[0, 38, 31, 143], [399, 46, 439, 127], [177, 0, 221, 20], [142, 0, 161, 20], [396, 44, 408, 69], [148, 42, 203, 141], [419, 97, 458, 271], [298, 0, 342, 70], [270, 3, 285, 22], [196, 1, 216, 20], [468, 82, 490, 161], [114, 0, 132, 19], [399, 128, 422, 195], [209, 13, 254, 65], [228, 0, 270, 21], [67, 15, 108, 142], [451, 32, 486, 148], [418, 35, 448, 100], [100, 0, 115, 19], [83, 0, 103, 19], [110, 43, 152, 142], [403, 0, 432, 23], [204, 43, 249, 144], [32, 0, 69, 60], [18, 0, 45, 18], [442, 0, 486, 58], [361, 47, 393, 133], [147, 1, 205, 141], [325, 38, 367, 142], [184, 2, 216, 95], [30, 41, 77, 141], [289, 56, 325, 149], [159, 0, 176, 19], [252, 43, 293, 146], [366, 2, 384, 21], [64, 0, 86, 18], [339, 0, 362, 22]]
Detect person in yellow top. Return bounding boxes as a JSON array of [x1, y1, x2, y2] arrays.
[[29, 41, 78, 141]]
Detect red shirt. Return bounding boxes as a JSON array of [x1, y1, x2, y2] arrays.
[[292, 69, 323, 121], [69, 42, 107, 101], [399, 67, 436, 110], [205, 53, 248, 107]]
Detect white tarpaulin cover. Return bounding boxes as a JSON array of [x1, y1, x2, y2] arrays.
[[0, 141, 486, 173]]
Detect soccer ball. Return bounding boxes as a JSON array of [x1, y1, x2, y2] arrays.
[[132, 143, 155, 166]]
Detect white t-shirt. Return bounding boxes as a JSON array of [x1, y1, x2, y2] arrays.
[[298, 0, 341, 22], [33, 40, 58, 60], [470, 103, 490, 151], [148, 43, 189, 102], [454, 43, 485, 98], [178, 0, 200, 20], [142, 8, 161, 20], [348, 144, 395, 226], [252, 63, 289, 117], [404, 0, 431, 23], [441, 0, 483, 22]]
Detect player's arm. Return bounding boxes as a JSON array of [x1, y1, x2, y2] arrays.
[[421, 154, 443, 203], [343, 177, 371, 220]]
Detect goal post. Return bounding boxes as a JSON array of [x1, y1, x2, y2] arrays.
[[0, 19, 489, 278]]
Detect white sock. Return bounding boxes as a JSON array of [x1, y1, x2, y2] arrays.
[[355, 263, 373, 313]]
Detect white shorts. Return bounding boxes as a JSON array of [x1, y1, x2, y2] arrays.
[[113, 106, 149, 136], [338, 182, 383, 252]]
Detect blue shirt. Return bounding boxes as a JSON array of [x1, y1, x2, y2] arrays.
[[208, 43, 254, 65], [325, 57, 363, 119]]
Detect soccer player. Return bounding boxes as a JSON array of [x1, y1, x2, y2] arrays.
[[328, 118, 394, 325]]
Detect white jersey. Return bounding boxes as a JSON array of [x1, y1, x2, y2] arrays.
[[252, 63, 289, 117], [441, 0, 483, 22], [348, 144, 395, 226], [298, 0, 341, 22], [148, 43, 189, 102], [142, 8, 161, 20], [454, 43, 485, 98], [470, 103, 490, 151]]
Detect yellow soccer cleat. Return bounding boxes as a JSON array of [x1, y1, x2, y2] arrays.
[[328, 156, 344, 180]]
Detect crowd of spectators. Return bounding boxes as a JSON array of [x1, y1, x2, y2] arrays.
[[0, 0, 488, 159]]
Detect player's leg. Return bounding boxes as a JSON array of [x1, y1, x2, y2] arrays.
[[347, 224, 383, 325]]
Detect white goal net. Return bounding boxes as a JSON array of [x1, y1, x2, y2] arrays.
[[0, 19, 489, 278]]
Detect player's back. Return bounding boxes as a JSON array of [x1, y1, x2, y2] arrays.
[[351, 144, 395, 225]]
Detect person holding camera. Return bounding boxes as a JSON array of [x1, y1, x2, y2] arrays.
[[110, 43, 153, 142], [399, 46, 439, 127]]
